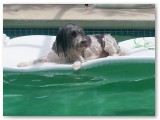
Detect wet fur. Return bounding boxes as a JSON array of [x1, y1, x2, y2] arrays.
[[17, 24, 123, 70]]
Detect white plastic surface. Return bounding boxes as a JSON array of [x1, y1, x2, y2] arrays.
[[3, 35, 155, 72]]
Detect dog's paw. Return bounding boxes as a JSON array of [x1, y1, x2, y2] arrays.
[[73, 61, 82, 70], [17, 62, 29, 67]]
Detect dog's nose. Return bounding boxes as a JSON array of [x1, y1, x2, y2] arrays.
[[80, 40, 88, 47]]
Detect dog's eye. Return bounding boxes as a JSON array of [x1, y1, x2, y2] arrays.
[[71, 31, 77, 36]]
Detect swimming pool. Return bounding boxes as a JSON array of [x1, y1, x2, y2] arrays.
[[3, 28, 155, 116]]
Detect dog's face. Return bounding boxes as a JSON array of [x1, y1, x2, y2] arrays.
[[54, 24, 89, 56]]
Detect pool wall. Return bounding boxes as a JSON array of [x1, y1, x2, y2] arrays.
[[3, 27, 155, 40]]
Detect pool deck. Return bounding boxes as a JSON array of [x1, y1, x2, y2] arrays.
[[3, 4, 155, 29]]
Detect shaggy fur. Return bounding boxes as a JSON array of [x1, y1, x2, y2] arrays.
[[17, 24, 123, 70]]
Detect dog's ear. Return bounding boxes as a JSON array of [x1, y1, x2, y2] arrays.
[[54, 27, 70, 57], [56, 28, 63, 40], [53, 29, 64, 55]]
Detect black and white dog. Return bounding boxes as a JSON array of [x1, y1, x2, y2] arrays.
[[17, 24, 123, 70]]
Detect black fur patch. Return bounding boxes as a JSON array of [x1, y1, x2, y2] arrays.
[[85, 35, 92, 46], [95, 34, 105, 48], [95, 34, 109, 57]]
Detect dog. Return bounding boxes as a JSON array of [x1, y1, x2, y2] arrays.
[[17, 24, 123, 70]]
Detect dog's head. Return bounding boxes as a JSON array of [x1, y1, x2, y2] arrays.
[[53, 24, 89, 57]]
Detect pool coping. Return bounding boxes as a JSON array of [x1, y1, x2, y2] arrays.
[[3, 4, 155, 29]]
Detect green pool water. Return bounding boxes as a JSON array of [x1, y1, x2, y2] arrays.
[[3, 29, 155, 116], [3, 58, 155, 116]]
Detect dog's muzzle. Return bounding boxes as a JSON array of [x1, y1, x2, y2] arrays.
[[80, 40, 88, 47]]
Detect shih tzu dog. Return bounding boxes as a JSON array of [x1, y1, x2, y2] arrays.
[[17, 24, 123, 70]]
